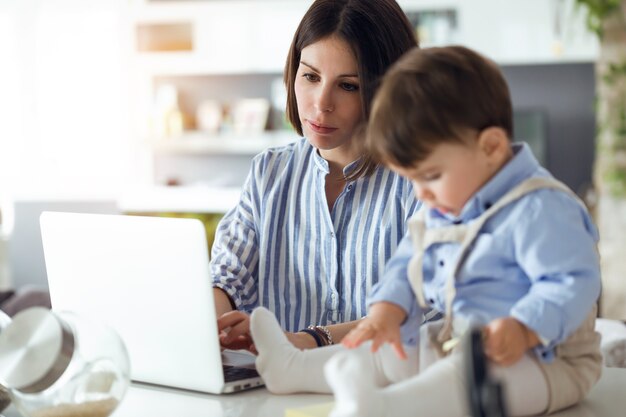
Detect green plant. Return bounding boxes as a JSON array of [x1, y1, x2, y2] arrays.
[[574, 0, 622, 36], [575, 0, 626, 197], [599, 60, 626, 196]]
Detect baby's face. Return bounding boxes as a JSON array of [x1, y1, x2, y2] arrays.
[[389, 139, 501, 217]]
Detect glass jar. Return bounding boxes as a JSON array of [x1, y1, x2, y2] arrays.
[[0, 307, 130, 417], [0, 309, 11, 412], [0, 207, 10, 292]]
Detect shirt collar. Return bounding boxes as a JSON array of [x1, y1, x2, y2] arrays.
[[311, 146, 362, 176], [431, 142, 540, 224]]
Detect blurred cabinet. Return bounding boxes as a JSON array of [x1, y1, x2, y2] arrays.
[[131, 0, 308, 75], [400, 0, 598, 64], [129, 0, 308, 188], [128, 0, 598, 190]]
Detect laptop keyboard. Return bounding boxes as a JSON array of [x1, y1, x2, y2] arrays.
[[223, 365, 260, 382]]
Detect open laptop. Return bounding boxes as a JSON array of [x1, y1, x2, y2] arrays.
[[40, 211, 263, 394]]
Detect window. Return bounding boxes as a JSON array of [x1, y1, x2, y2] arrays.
[[0, 0, 133, 201]]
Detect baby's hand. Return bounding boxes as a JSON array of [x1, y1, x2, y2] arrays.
[[483, 317, 539, 366], [342, 302, 407, 360]]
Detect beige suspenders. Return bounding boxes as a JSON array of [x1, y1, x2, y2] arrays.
[[407, 177, 582, 348]]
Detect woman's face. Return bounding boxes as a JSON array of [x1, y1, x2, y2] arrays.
[[295, 36, 363, 161]]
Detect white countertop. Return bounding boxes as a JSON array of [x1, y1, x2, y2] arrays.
[[115, 384, 331, 417], [3, 367, 625, 417], [119, 367, 626, 417], [117, 367, 626, 417]]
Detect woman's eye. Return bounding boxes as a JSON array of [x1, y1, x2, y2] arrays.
[[303, 73, 319, 82], [341, 82, 359, 92]]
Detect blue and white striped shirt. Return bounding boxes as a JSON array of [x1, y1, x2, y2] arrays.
[[211, 138, 420, 332]]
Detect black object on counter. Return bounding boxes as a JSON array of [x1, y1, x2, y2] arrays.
[[464, 328, 508, 417]]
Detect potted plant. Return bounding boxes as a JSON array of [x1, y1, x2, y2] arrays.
[[575, 0, 626, 319]]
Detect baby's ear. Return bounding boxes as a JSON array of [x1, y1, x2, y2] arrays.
[[477, 127, 510, 159]]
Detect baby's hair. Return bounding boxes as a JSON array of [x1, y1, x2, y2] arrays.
[[367, 46, 513, 167]]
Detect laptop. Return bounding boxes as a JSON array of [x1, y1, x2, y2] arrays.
[[39, 211, 263, 394]]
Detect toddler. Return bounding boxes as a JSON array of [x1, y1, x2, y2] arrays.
[[251, 46, 601, 417]]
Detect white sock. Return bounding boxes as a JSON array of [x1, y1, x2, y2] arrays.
[[250, 307, 420, 395], [250, 307, 342, 394], [326, 351, 467, 417], [375, 343, 420, 384], [324, 349, 384, 417], [489, 353, 549, 415], [381, 353, 467, 417]]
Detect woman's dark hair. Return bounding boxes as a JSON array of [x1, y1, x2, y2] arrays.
[[284, 0, 417, 178], [367, 46, 513, 168]]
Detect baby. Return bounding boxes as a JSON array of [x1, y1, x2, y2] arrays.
[[251, 46, 601, 417]]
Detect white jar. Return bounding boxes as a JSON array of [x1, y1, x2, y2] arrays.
[[0, 309, 11, 412], [0, 225, 10, 290], [0, 308, 130, 417]]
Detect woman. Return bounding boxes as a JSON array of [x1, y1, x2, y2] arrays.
[[212, 0, 419, 351]]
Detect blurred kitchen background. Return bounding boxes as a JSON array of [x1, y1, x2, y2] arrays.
[[0, 1, 605, 311]]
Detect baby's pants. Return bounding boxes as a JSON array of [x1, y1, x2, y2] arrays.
[[299, 337, 549, 416], [376, 346, 549, 417]]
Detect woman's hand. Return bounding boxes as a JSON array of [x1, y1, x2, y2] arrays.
[[341, 302, 408, 359], [217, 310, 257, 354], [217, 311, 320, 353], [483, 317, 540, 366]]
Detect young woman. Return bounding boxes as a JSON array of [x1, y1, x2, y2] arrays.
[[212, 0, 420, 351]]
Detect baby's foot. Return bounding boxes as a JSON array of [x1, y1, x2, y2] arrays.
[[324, 349, 384, 417], [250, 307, 303, 394]]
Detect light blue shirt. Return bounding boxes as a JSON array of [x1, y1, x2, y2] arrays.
[[211, 138, 420, 332], [369, 143, 600, 361]]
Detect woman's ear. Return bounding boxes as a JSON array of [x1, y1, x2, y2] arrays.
[[477, 127, 511, 164]]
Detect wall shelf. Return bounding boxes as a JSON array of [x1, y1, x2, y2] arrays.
[[130, 0, 308, 76]]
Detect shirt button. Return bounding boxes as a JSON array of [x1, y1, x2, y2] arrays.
[[330, 232, 335, 238], [429, 298, 435, 304], [439, 260, 445, 267]]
